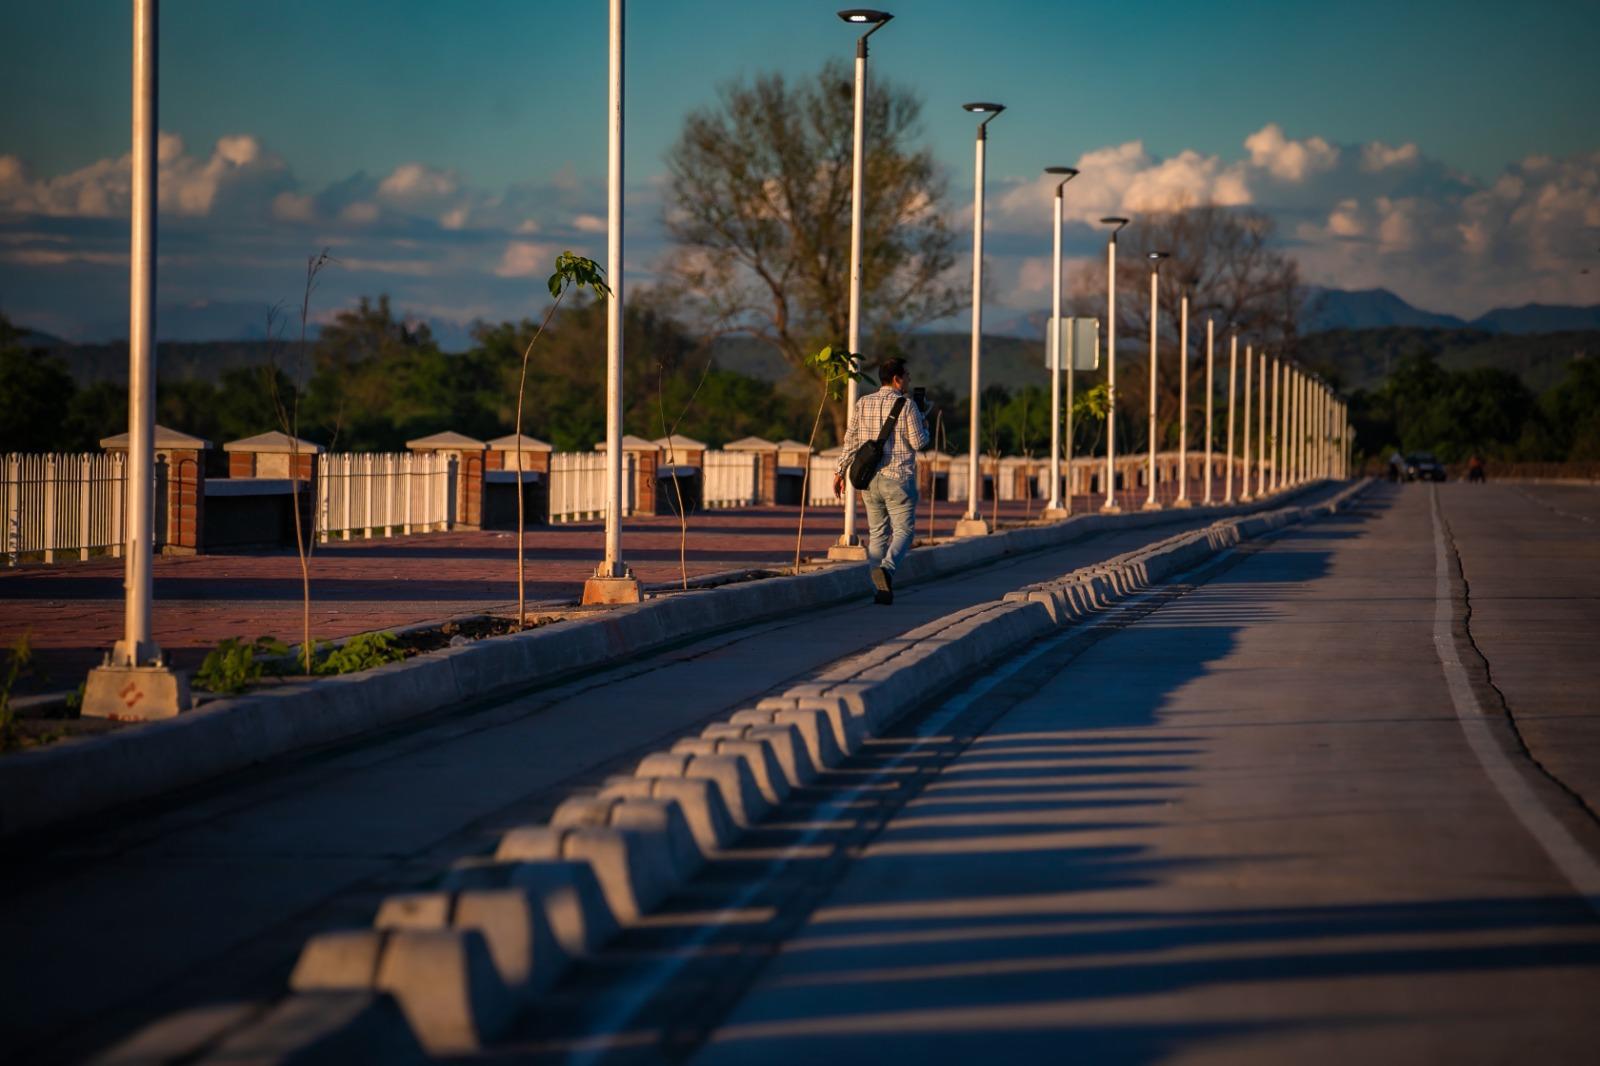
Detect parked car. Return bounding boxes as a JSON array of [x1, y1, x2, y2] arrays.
[[1404, 452, 1447, 482]]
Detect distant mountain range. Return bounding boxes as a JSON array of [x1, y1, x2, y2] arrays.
[[1300, 287, 1600, 334]]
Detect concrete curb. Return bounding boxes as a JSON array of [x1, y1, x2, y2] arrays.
[[113, 478, 1374, 1063], [0, 483, 1339, 841]]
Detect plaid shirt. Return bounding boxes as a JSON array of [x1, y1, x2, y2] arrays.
[[836, 385, 930, 481]]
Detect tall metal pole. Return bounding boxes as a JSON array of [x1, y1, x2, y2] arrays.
[[1203, 317, 1214, 505], [1240, 343, 1253, 501], [1101, 221, 1126, 512], [605, 0, 625, 575], [958, 105, 1002, 535], [1256, 350, 1268, 498], [1269, 357, 1280, 492], [1224, 331, 1236, 503], [1176, 288, 1190, 507], [1143, 261, 1162, 510], [581, 0, 638, 604], [1043, 169, 1076, 518], [118, 0, 159, 668], [835, 12, 891, 554]]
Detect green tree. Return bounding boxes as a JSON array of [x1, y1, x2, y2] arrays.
[[0, 317, 77, 452], [662, 60, 961, 435]]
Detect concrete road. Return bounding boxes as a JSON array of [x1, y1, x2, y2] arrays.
[[0, 504, 1262, 1064], [523, 483, 1600, 1065]]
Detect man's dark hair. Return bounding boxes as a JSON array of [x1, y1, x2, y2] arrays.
[[878, 356, 908, 385]]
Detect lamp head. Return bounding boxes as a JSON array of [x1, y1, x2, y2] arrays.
[[838, 8, 893, 23], [962, 102, 1005, 114], [1100, 215, 1130, 240], [1044, 166, 1078, 175]]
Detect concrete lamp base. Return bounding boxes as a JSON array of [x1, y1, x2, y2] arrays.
[[1174, 498, 1195, 509], [1100, 504, 1123, 514], [1141, 500, 1164, 512], [1040, 507, 1069, 521], [83, 663, 191, 721], [826, 543, 868, 562], [953, 518, 990, 538], [581, 574, 642, 606]]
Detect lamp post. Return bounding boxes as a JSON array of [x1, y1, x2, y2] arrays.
[[955, 101, 1004, 538], [831, 9, 893, 560], [1143, 251, 1169, 510], [1269, 356, 1281, 492], [1174, 276, 1195, 507], [1224, 330, 1237, 503], [1240, 343, 1253, 501], [1042, 165, 1078, 520], [1099, 217, 1129, 512], [582, 0, 640, 605], [1256, 348, 1268, 498], [84, 0, 189, 719], [1203, 317, 1215, 505]]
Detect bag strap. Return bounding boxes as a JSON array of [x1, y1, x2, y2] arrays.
[[873, 397, 907, 446]]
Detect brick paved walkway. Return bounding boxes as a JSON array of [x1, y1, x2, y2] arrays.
[[2, 498, 1074, 695]]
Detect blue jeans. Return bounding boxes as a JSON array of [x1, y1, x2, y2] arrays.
[[864, 471, 918, 580]]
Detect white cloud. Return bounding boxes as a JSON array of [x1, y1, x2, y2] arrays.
[[495, 240, 560, 278], [572, 213, 606, 233], [1244, 123, 1339, 182], [339, 201, 380, 225]]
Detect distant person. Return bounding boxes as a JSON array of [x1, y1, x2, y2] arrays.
[[1467, 454, 1486, 483], [833, 356, 930, 605], [1388, 451, 1404, 483]]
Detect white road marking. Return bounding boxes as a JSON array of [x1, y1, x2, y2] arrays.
[[1429, 485, 1600, 916]]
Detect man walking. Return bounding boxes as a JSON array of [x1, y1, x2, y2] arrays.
[[833, 356, 930, 605]]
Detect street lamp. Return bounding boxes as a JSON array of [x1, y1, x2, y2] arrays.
[[1240, 342, 1253, 501], [1224, 328, 1238, 503], [956, 101, 1004, 537], [1203, 317, 1215, 504], [1175, 274, 1196, 508], [1043, 165, 1079, 519], [83, 0, 189, 719], [830, 7, 893, 560], [1143, 251, 1169, 511], [581, 0, 641, 605], [1256, 347, 1268, 498], [1099, 216, 1129, 513]]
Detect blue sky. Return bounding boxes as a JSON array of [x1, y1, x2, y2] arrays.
[[2, 0, 1597, 341]]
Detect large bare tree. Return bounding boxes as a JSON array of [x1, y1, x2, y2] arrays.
[[1069, 206, 1305, 449], [662, 61, 962, 435]]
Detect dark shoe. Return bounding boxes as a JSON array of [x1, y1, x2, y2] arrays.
[[871, 566, 893, 605]]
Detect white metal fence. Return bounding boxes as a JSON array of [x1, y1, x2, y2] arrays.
[[808, 455, 843, 506], [3, 452, 126, 565], [549, 452, 637, 522], [317, 452, 454, 541], [702, 450, 759, 508]]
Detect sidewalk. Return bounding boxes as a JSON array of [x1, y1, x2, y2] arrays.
[[0, 499, 1062, 695]]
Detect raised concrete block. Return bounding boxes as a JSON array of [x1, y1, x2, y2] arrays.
[[82, 663, 191, 721], [672, 736, 790, 807], [636, 751, 769, 829], [375, 928, 514, 1055], [508, 861, 618, 957], [194, 992, 425, 1065], [703, 722, 816, 788], [496, 824, 675, 924], [373, 888, 567, 998], [601, 774, 737, 855], [607, 798, 704, 880], [290, 927, 514, 1056]]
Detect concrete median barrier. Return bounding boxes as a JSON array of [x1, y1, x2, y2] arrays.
[[551, 795, 703, 881], [702, 721, 817, 789], [670, 736, 791, 807], [494, 824, 678, 924], [635, 751, 770, 829], [289, 927, 514, 1055], [373, 887, 568, 999], [730, 707, 846, 771], [599, 775, 738, 856]]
